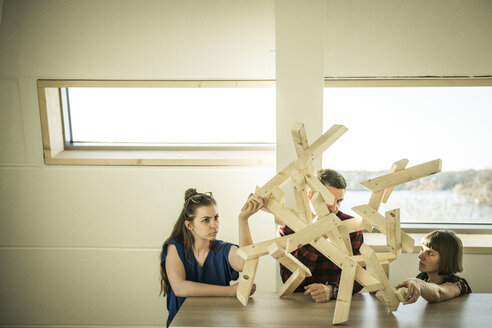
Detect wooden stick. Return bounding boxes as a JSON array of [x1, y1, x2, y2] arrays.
[[311, 193, 349, 254], [360, 244, 400, 311], [297, 124, 348, 166], [249, 162, 295, 201], [237, 216, 371, 261], [352, 205, 415, 253], [368, 190, 384, 211], [291, 122, 314, 172], [352, 252, 397, 265], [382, 159, 409, 203], [268, 242, 312, 277], [386, 209, 401, 256], [333, 257, 358, 324], [240, 203, 381, 291], [278, 268, 305, 298], [337, 224, 353, 256], [267, 199, 383, 290], [236, 258, 259, 306], [285, 215, 338, 253], [309, 238, 383, 292], [360, 159, 442, 192], [237, 234, 289, 260], [291, 169, 312, 224], [305, 174, 335, 206], [341, 216, 372, 233], [271, 186, 286, 225], [381, 261, 390, 278]]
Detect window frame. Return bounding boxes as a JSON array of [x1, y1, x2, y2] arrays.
[[323, 78, 492, 233], [37, 80, 276, 166]]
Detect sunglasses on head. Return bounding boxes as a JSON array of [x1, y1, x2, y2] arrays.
[[186, 192, 213, 205]]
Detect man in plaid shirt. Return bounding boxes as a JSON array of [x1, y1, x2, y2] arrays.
[[278, 169, 364, 302]]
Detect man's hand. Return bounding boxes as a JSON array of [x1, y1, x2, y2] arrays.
[[303, 283, 333, 303]]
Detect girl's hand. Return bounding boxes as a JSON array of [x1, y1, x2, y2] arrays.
[[395, 278, 423, 304], [239, 195, 265, 222]]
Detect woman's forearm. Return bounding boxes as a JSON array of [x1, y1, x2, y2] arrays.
[[238, 218, 253, 247], [172, 280, 236, 297], [420, 282, 442, 303]]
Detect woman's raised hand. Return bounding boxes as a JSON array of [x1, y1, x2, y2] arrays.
[[239, 195, 265, 222]]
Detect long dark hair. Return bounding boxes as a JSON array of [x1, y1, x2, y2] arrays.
[[159, 188, 217, 296]]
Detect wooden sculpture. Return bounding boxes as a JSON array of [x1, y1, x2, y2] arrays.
[[236, 122, 442, 324]]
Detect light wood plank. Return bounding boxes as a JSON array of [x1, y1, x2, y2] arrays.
[[352, 252, 397, 265], [271, 186, 286, 225], [237, 234, 289, 260], [311, 193, 350, 254], [291, 170, 312, 224], [352, 205, 414, 253], [249, 162, 295, 200], [368, 190, 384, 211], [360, 244, 400, 311], [305, 174, 335, 206], [386, 209, 402, 256], [309, 238, 383, 292], [278, 268, 305, 298], [237, 258, 259, 306], [268, 242, 312, 277], [333, 257, 358, 324], [360, 159, 442, 192], [285, 215, 339, 253], [382, 159, 409, 203], [298, 124, 348, 165]]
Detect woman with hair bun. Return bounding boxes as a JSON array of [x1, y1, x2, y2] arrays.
[[396, 230, 471, 304], [160, 188, 264, 326]]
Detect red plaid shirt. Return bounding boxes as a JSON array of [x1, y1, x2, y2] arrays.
[[277, 211, 364, 294]]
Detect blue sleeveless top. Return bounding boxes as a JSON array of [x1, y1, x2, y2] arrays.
[[161, 239, 239, 325]]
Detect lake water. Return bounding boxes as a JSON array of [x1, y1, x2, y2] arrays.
[[342, 190, 492, 224]]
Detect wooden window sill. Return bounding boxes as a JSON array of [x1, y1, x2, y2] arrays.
[[44, 150, 275, 166]]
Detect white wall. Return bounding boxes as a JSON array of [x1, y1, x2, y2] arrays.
[[324, 0, 492, 77], [0, 0, 276, 326], [1, 0, 491, 326]]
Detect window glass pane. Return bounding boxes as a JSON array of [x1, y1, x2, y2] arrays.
[[67, 87, 275, 144], [323, 86, 492, 224]]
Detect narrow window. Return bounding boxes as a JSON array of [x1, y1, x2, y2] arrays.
[[38, 80, 275, 166]]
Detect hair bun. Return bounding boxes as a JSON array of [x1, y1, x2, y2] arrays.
[[184, 188, 198, 201]]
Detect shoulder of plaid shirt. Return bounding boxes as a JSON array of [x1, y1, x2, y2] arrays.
[[277, 211, 364, 294]]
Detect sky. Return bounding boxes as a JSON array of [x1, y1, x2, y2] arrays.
[[323, 86, 492, 171]]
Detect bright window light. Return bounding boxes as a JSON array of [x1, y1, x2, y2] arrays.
[[323, 85, 492, 224], [66, 87, 275, 146]]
